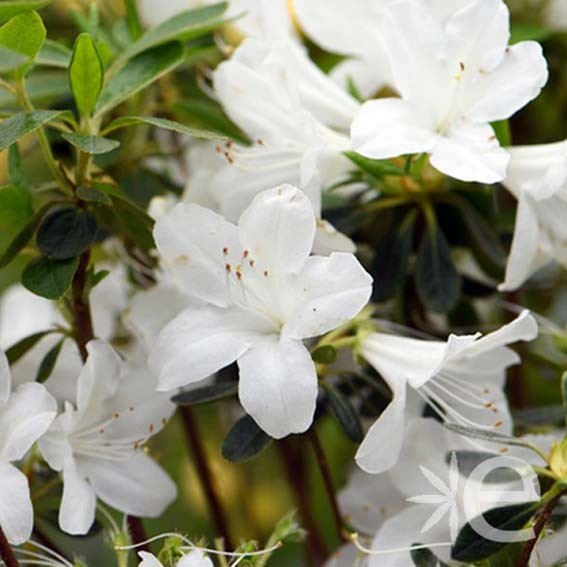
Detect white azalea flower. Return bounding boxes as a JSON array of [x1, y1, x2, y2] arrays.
[[351, 0, 548, 183], [38, 341, 177, 535], [138, 550, 213, 567], [0, 349, 56, 544], [498, 140, 567, 291], [149, 185, 372, 438], [356, 311, 538, 474]]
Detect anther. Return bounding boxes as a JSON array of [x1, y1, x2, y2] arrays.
[[494, 420, 503, 427], [459, 61, 465, 71], [263, 270, 269, 277], [225, 263, 231, 273]]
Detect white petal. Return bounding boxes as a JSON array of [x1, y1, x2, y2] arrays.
[[178, 550, 214, 567], [329, 54, 392, 100], [355, 376, 408, 474], [312, 220, 356, 255], [149, 304, 270, 391], [498, 198, 544, 291], [138, 552, 163, 567], [0, 382, 56, 461], [351, 99, 437, 160], [0, 462, 33, 545], [85, 453, 176, 518], [326, 543, 369, 567], [467, 42, 548, 123], [59, 459, 97, 535], [0, 349, 10, 406], [238, 185, 316, 275], [153, 203, 240, 308], [283, 253, 372, 340], [238, 337, 318, 438], [430, 121, 509, 183]]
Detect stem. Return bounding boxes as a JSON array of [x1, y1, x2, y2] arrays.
[[517, 489, 566, 567], [308, 427, 348, 543], [0, 525, 19, 567], [178, 407, 234, 550], [75, 150, 92, 187], [277, 438, 327, 564], [126, 517, 150, 554], [72, 252, 95, 362]]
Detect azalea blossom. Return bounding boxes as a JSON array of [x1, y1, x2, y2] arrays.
[[498, 140, 567, 291], [351, 0, 549, 183], [355, 310, 538, 473], [0, 349, 56, 544], [149, 185, 372, 438], [38, 341, 177, 535], [138, 550, 213, 567]]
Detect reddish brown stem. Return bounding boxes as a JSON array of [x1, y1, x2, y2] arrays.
[[0, 526, 19, 567], [127, 517, 150, 553], [71, 251, 95, 361], [179, 407, 234, 550]]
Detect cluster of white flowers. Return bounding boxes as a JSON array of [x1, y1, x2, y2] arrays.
[[1, 0, 565, 565]]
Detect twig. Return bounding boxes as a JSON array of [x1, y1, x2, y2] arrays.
[[0, 525, 19, 567], [71, 251, 95, 362]]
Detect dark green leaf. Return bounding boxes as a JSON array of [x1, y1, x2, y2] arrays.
[[36, 338, 64, 383], [0, 110, 62, 152], [172, 382, 238, 405], [344, 151, 405, 178], [76, 185, 112, 206], [447, 451, 526, 483], [373, 211, 415, 301], [0, 10, 46, 77], [37, 39, 71, 68], [221, 415, 272, 463], [311, 345, 337, 364], [103, 115, 222, 140], [323, 383, 364, 443], [411, 545, 447, 567], [514, 405, 567, 428], [22, 255, 79, 299], [5, 330, 51, 364], [116, 2, 228, 64], [62, 132, 120, 155], [0, 1, 50, 22], [69, 33, 103, 117], [0, 203, 49, 268], [36, 207, 98, 260], [415, 225, 461, 313], [452, 503, 538, 562], [94, 42, 184, 117]]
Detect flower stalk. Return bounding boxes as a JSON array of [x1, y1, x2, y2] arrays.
[[0, 525, 19, 567]]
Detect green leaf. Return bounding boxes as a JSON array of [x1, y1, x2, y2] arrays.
[[562, 371, 567, 428], [0, 72, 70, 110], [103, 115, 222, 140], [411, 546, 447, 567], [221, 415, 272, 463], [0, 45, 27, 72], [36, 207, 98, 260], [36, 338, 64, 383], [491, 120, 511, 147], [0, 110, 62, 152], [62, 132, 120, 155], [311, 345, 337, 364], [415, 225, 461, 313], [8, 143, 26, 188], [5, 330, 51, 364], [116, 2, 228, 65], [372, 211, 416, 301], [452, 503, 538, 562], [344, 151, 405, 178], [323, 383, 364, 443], [37, 39, 72, 68], [0, 184, 31, 227], [124, 0, 142, 41], [0, 203, 49, 268], [76, 185, 112, 206], [22, 255, 79, 299], [172, 382, 238, 405], [510, 23, 554, 44], [94, 42, 184, 118], [0, 1, 50, 23], [0, 10, 46, 77], [513, 405, 566, 428], [447, 451, 527, 483], [69, 33, 103, 117]]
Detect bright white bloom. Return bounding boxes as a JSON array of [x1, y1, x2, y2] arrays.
[[39, 341, 177, 535], [149, 185, 372, 438], [356, 311, 538, 474], [351, 0, 548, 183], [0, 349, 56, 544], [138, 550, 213, 567], [498, 140, 567, 291]]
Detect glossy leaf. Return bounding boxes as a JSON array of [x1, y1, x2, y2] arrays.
[[323, 383, 364, 443], [36, 338, 64, 383], [5, 330, 52, 364], [103, 115, 221, 140], [62, 133, 120, 155], [76, 185, 112, 206], [69, 33, 103, 117], [36, 207, 98, 260], [22, 255, 79, 299], [221, 415, 272, 463], [415, 225, 461, 313], [94, 42, 184, 118], [0, 110, 62, 152], [172, 382, 238, 406]]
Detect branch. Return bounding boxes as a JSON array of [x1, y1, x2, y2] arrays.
[[0, 526, 19, 567]]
